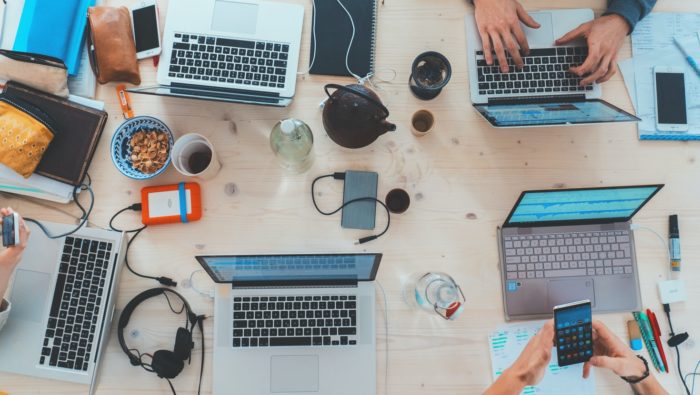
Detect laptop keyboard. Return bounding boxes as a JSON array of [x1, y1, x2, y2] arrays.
[[232, 295, 358, 348], [39, 236, 113, 371], [504, 230, 633, 280], [169, 32, 290, 88], [476, 47, 593, 96]]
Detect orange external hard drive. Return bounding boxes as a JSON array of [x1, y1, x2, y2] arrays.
[[141, 182, 202, 225]]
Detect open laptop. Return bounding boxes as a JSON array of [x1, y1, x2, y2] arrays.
[[0, 221, 126, 392], [465, 9, 639, 127], [127, 0, 304, 107], [497, 185, 664, 320], [196, 253, 381, 395]]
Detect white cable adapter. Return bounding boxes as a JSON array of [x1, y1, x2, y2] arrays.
[[658, 279, 687, 304]]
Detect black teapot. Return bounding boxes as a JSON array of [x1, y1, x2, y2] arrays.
[[322, 84, 396, 149]]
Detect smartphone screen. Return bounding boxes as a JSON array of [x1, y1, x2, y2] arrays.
[[655, 72, 687, 125], [132, 5, 160, 53], [554, 300, 593, 367]]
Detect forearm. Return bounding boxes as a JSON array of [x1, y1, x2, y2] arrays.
[[631, 375, 669, 395], [0, 266, 14, 301], [483, 368, 526, 395], [605, 0, 657, 33]]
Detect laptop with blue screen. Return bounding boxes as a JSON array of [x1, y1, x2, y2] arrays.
[[497, 185, 663, 320], [195, 253, 381, 395]]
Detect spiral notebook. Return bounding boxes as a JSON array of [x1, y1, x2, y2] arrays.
[[309, 0, 377, 77]]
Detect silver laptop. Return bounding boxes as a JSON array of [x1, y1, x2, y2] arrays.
[[497, 185, 663, 320], [465, 9, 639, 127], [128, 0, 304, 107], [196, 253, 381, 395], [0, 221, 126, 391]]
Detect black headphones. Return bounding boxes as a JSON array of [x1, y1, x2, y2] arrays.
[[117, 288, 205, 394]]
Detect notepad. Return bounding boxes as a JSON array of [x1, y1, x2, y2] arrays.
[[489, 321, 595, 395], [309, 0, 377, 78], [13, 0, 95, 75]]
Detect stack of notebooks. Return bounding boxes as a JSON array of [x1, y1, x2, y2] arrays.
[[0, 82, 107, 203], [12, 0, 95, 75]]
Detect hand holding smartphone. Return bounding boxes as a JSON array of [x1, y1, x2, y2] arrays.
[[653, 66, 689, 132], [130, 0, 162, 59], [1, 212, 20, 247], [554, 300, 593, 367]]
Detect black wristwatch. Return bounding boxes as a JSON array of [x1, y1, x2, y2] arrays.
[[620, 355, 650, 384]]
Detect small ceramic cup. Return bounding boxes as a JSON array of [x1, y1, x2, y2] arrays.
[[411, 110, 435, 137], [171, 133, 221, 180]]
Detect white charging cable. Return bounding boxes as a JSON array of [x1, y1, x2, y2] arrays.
[[630, 224, 671, 280], [376, 280, 389, 395], [186, 269, 215, 299]]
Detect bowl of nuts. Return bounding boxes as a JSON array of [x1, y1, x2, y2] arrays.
[[110, 116, 175, 180]]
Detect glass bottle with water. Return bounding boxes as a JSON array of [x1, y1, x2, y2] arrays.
[[270, 118, 314, 173]]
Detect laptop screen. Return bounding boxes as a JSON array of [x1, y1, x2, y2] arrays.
[[195, 254, 382, 285], [504, 185, 663, 227], [474, 99, 639, 127]]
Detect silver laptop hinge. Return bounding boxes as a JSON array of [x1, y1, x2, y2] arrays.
[[232, 284, 358, 290], [487, 94, 585, 105]]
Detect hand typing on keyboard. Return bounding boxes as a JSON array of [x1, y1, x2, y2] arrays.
[[555, 14, 630, 86], [473, 0, 540, 72]]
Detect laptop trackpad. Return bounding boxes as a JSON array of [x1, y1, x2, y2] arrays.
[[547, 279, 594, 309], [212, 1, 258, 35], [270, 355, 319, 393], [522, 12, 554, 46], [10, 270, 51, 322]]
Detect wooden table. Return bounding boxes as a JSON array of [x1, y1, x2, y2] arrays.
[[2, 0, 699, 394]]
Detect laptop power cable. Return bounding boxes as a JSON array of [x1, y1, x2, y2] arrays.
[[311, 172, 391, 244], [109, 203, 176, 287], [24, 174, 95, 239]]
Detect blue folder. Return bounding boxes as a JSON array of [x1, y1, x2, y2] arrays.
[[13, 0, 95, 75]]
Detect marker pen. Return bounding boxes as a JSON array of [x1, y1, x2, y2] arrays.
[[669, 215, 681, 272]]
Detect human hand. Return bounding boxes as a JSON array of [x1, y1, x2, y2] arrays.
[[0, 207, 30, 270], [555, 14, 629, 86], [473, 0, 540, 72], [506, 319, 555, 386], [583, 320, 647, 379]]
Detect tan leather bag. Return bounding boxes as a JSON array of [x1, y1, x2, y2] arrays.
[[0, 50, 69, 97], [87, 6, 141, 85]]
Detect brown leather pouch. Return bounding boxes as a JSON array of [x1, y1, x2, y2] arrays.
[[87, 6, 141, 85]]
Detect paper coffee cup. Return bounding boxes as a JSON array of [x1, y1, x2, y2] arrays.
[[171, 133, 221, 180]]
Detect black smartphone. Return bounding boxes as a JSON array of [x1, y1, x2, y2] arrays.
[[554, 299, 593, 366], [2, 212, 19, 247]]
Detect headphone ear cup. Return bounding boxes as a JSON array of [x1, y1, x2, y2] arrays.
[[151, 350, 184, 379], [173, 327, 194, 361]]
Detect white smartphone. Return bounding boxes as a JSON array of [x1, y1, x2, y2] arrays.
[[653, 66, 689, 132], [130, 0, 161, 60]]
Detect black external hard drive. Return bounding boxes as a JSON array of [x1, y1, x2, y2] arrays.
[[341, 170, 378, 230]]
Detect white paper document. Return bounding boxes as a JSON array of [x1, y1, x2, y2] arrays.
[[489, 321, 595, 395]]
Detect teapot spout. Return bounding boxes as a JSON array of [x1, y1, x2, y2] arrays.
[[382, 121, 397, 133]]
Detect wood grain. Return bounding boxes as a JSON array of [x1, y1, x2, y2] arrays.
[[1, 0, 699, 394]]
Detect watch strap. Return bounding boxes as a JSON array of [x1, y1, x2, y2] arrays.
[[621, 355, 650, 384]]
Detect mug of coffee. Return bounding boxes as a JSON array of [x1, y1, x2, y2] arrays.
[[171, 133, 221, 179], [411, 110, 435, 137]]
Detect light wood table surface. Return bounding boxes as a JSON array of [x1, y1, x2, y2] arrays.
[[2, 0, 700, 394]]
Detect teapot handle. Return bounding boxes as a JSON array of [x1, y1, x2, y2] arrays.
[[324, 84, 390, 119]]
